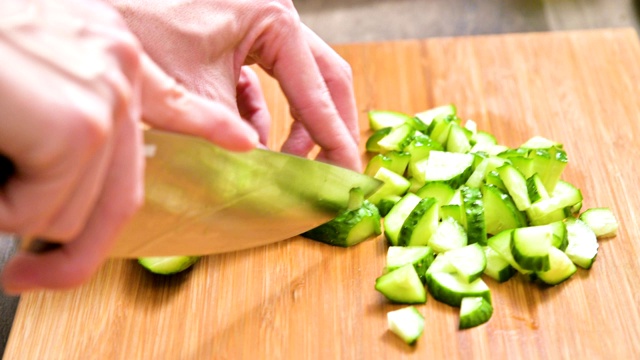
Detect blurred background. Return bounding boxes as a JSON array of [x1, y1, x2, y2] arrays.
[[1, 0, 639, 356], [296, 0, 639, 43]]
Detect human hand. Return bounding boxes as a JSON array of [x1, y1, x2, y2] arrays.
[[108, 0, 362, 171], [0, 0, 258, 294]]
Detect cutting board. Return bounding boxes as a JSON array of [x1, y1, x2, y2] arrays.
[[5, 28, 640, 360]]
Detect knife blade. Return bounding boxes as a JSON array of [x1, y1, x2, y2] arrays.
[[109, 129, 381, 257]]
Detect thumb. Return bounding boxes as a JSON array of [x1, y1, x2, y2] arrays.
[[138, 54, 259, 151]]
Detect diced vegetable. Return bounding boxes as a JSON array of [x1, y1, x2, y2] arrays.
[[138, 256, 200, 275], [387, 306, 425, 345]]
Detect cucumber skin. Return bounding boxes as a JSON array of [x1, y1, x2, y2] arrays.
[[426, 272, 491, 307], [459, 297, 494, 330], [375, 264, 427, 304], [398, 197, 439, 247], [302, 200, 381, 247], [461, 186, 487, 246]]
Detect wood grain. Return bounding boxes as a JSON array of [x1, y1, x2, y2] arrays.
[[5, 29, 640, 360]]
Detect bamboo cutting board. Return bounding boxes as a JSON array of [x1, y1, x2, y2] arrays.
[[5, 29, 640, 360]]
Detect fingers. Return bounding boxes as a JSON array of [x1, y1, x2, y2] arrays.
[[139, 55, 259, 151], [253, 14, 361, 171], [237, 66, 271, 146], [1, 102, 143, 294]]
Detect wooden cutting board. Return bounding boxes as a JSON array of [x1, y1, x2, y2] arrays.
[[5, 28, 640, 360]]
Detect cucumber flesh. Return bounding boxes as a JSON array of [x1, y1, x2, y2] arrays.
[[375, 263, 427, 304], [384, 193, 422, 246], [387, 306, 425, 345], [398, 197, 439, 246], [426, 271, 491, 307], [483, 246, 516, 283], [579, 207, 618, 238], [138, 256, 200, 275], [428, 216, 467, 253], [385, 246, 435, 283], [459, 296, 494, 329], [536, 246, 577, 285], [564, 218, 599, 269], [443, 243, 486, 283], [511, 225, 553, 272]]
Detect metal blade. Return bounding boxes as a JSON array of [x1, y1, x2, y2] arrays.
[[110, 130, 381, 257]]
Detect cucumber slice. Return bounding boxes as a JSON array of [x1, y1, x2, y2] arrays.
[[398, 197, 439, 246], [366, 127, 392, 153], [536, 246, 577, 285], [138, 256, 200, 275], [461, 186, 487, 246], [375, 263, 427, 304], [481, 184, 527, 235], [497, 164, 531, 211], [364, 151, 411, 177], [564, 218, 599, 269], [520, 136, 562, 149], [483, 246, 516, 283], [412, 151, 474, 188], [485, 170, 506, 191], [526, 173, 550, 203], [303, 194, 381, 247], [527, 147, 568, 193], [427, 115, 456, 145], [526, 180, 583, 221], [446, 123, 472, 153], [387, 306, 425, 345], [511, 225, 553, 271], [548, 221, 568, 251], [378, 123, 416, 152], [444, 243, 487, 283], [486, 230, 532, 274], [404, 135, 444, 178], [459, 297, 494, 329], [428, 216, 467, 253], [426, 272, 491, 307], [579, 207, 619, 238], [377, 195, 401, 217], [414, 104, 457, 126], [440, 204, 463, 224], [384, 193, 422, 246], [426, 252, 457, 276], [368, 110, 413, 131], [386, 246, 435, 283], [366, 167, 411, 206], [416, 181, 456, 206]]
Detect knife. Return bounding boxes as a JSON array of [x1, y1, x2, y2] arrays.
[[107, 129, 381, 257]]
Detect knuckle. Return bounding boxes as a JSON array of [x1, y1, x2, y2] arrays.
[[264, 0, 300, 27]]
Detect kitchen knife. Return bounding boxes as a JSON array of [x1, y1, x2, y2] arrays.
[[108, 129, 381, 257]]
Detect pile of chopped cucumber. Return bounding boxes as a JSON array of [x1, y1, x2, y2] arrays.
[[305, 104, 619, 345]]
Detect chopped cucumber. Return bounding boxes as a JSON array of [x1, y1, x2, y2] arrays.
[[364, 151, 411, 177], [366, 167, 411, 206], [384, 193, 422, 246], [398, 197, 439, 246], [416, 181, 456, 206], [368, 110, 414, 131], [385, 246, 435, 283], [564, 218, 599, 269], [536, 246, 577, 285], [497, 164, 531, 211], [303, 188, 381, 247], [579, 207, 619, 238], [377, 123, 416, 152], [461, 186, 487, 245], [138, 256, 200, 275], [459, 297, 493, 329], [377, 195, 401, 217], [482, 184, 527, 235], [483, 246, 516, 283], [366, 127, 392, 153], [375, 263, 427, 304], [387, 306, 425, 345], [511, 225, 553, 272], [427, 271, 491, 307], [443, 243, 486, 283], [428, 216, 467, 253], [414, 104, 456, 126], [412, 151, 474, 188]]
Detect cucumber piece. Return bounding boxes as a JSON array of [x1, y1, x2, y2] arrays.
[[520, 136, 562, 149], [461, 186, 487, 246], [481, 184, 527, 235], [536, 246, 577, 285], [426, 252, 457, 276], [404, 135, 444, 178], [497, 164, 531, 211], [486, 229, 532, 275], [378, 123, 415, 152], [364, 151, 411, 177], [579, 207, 619, 238], [548, 220, 568, 251], [384, 193, 422, 246], [526, 173, 550, 203], [459, 296, 494, 329], [444, 243, 487, 283], [387, 306, 425, 345], [366, 127, 392, 152], [446, 123, 472, 153], [398, 197, 439, 247], [377, 195, 402, 217], [483, 246, 516, 283], [428, 216, 467, 253], [427, 115, 456, 145], [414, 104, 457, 127], [368, 110, 413, 131], [416, 181, 456, 206], [440, 204, 463, 225], [138, 256, 200, 275], [485, 170, 506, 191], [470, 131, 497, 147], [303, 190, 381, 247], [426, 272, 491, 307], [511, 225, 553, 272], [366, 167, 411, 206], [386, 246, 435, 284], [465, 156, 508, 188], [412, 151, 474, 188], [526, 180, 583, 221], [564, 218, 599, 269], [375, 263, 427, 304], [527, 147, 568, 193]]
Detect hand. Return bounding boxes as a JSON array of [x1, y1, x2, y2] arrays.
[[0, 0, 258, 294], [109, 0, 362, 171]]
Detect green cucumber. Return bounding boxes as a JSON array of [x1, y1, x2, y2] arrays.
[[366, 167, 411, 206], [416, 181, 456, 206], [481, 184, 527, 235], [366, 127, 392, 153], [511, 225, 553, 272], [444, 243, 486, 283], [426, 271, 491, 307], [385, 246, 435, 283], [377, 123, 416, 152], [384, 193, 422, 246], [414, 104, 457, 126], [483, 246, 516, 283], [486, 229, 532, 274], [428, 216, 467, 253], [526, 173, 550, 203], [526, 180, 583, 221], [497, 164, 531, 211], [440, 204, 463, 224], [459, 296, 493, 329], [564, 218, 599, 269], [387, 306, 425, 345], [412, 151, 474, 188], [461, 186, 487, 246], [375, 263, 427, 304], [535, 246, 577, 285], [398, 197, 439, 247], [138, 256, 200, 275], [368, 110, 413, 131], [364, 151, 411, 177], [579, 207, 619, 238], [377, 195, 401, 217], [446, 122, 472, 153]]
